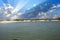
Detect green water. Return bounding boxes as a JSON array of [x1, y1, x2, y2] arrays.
[[0, 22, 60, 40]]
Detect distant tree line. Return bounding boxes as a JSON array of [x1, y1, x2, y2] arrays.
[[55, 18, 60, 20]]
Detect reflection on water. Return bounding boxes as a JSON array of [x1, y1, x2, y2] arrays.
[[0, 22, 60, 40]]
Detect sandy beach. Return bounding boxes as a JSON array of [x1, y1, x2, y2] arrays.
[[0, 20, 60, 23]]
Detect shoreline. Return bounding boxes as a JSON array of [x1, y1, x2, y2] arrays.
[[0, 20, 60, 23]]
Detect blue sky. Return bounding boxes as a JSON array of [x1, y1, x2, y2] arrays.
[[0, 0, 60, 12], [0, 0, 47, 12], [0, 0, 60, 19]]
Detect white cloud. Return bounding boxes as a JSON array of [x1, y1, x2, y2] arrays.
[[7, 4, 13, 9], [27, 8, 30, 10], [4, 11, 8, 14], [33, 4, 37, 7], [38, 12, 48, 19], [51, 4, 57, 8], [49, 9, 55, 12], [51, 4, 60, 9], [10, 15, 18, 19], [12, 0, 29, 14], [38, 12, 41, 16], [57, 4, 60, 7], [6, 14, 11, 17], [18, 12, 22, 15], [53, 14, 58, 19]]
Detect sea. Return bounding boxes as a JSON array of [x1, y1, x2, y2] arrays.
[[0, 21, 60, 40]]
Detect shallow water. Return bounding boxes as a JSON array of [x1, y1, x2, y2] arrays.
[[0, 21, 60, 40]]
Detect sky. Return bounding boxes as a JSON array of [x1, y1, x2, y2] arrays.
[[0, 0, 47, 12], [0, 0, 60, 20]]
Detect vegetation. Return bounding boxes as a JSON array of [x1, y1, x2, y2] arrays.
[[0, 18, 60, 22], [55, 18, 60, 20]]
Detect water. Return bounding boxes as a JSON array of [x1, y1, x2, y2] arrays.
[[0, 22, 60, 40]]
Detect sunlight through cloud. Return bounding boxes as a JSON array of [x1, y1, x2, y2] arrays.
[[12, 0, 29, 14]]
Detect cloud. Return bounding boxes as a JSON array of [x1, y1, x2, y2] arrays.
[[12, 0, 29, 14], [57, 4, 60, 7], [17, 12, 22, 16], [6, 14, 11, 17], [51, 4, 57, 8], [33, 4, 37, 7], [10, 15, 18, 20]]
